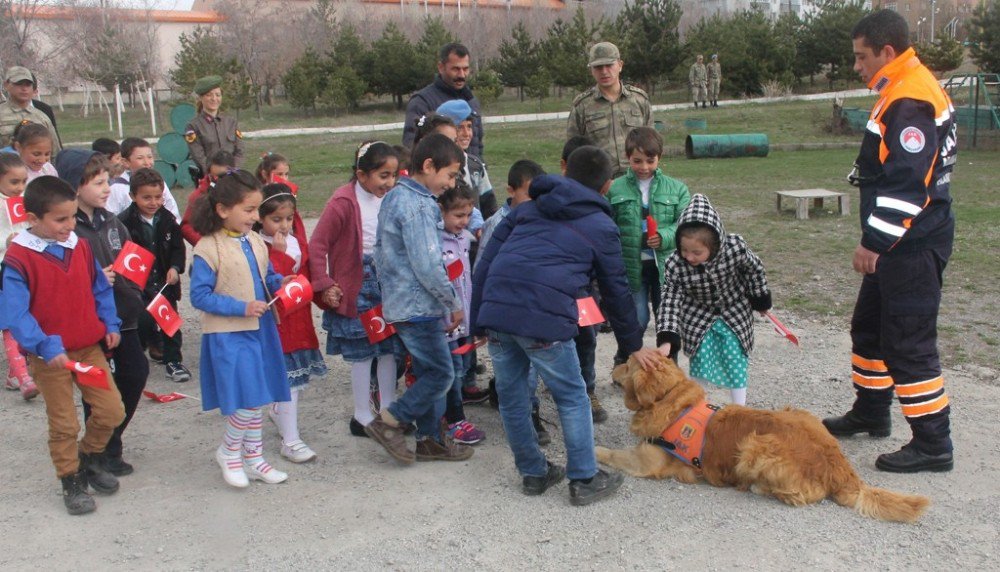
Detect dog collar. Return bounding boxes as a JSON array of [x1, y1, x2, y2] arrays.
[[646, 400, 721, 469]]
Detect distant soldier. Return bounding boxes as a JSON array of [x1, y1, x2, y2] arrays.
[[184, 75, 245, 176], [1, 66, 61, 154], [567, 42, 653, 177], [707, 54, 722, 108], [689, 55, 708, 109]]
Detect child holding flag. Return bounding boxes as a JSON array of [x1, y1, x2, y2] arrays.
[[57, 149, 150, 477], [0, 153, 39, 399], [188, 169, 293, 488], [117, 168, 190, 382], [308, 141, 398, 438], [1, 175, 125, 515], [607, 127, 691, 358], [256, 183, 327, 463]]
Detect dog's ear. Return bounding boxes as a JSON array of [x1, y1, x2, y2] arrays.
[[632, 366, 668, 408]]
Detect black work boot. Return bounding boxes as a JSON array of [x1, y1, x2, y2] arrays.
[[532, 407, 551, 446], [61, 472, 96, 515], [822, 411, 891, 438], [523, 461, 565, 496], [876, 442, 953, 473], [569, 469, 625, 506], [103, 454, 134, 476], [80, 452, 120, 494]]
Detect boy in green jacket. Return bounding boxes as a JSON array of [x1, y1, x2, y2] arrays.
[[607, 127, 691, 363]]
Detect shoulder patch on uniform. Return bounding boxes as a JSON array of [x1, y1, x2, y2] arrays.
[[571, 88, 596, 106], [235, 130, 243, 139], [184, 130, 197, 143], [899, 126, 925, 153], [625, 84, 649, 99]]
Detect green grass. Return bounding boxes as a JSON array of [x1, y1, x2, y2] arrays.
[[75, 96, 999, 370]]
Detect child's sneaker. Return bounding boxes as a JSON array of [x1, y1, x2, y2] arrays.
[[4, 376, 19, 391], [244, 460, 288, 484], [447, 420, 485, 445], [280, 439, 317, 463], [19, 377, 39, 401], [166, 362, 192, 382], [461, 386, 490, 405]]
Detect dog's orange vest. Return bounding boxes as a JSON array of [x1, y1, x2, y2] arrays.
[[651, 401, 721, 469]]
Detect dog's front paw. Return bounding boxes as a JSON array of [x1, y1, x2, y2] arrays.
[[595, 446, 611, 463]]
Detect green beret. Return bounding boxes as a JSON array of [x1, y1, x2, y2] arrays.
[[194, 75, 222, 96]]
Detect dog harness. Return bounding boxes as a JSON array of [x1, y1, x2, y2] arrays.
[[646, 400, 721, 469]]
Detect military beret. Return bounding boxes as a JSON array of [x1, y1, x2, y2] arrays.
[[436, 99, 475, 124], [194, 75, 223, 96]]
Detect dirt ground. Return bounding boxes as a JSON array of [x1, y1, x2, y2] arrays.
[[1, 219, 997, 570]]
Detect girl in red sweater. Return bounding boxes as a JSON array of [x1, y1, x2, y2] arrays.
[[257, 183, 328, 463]]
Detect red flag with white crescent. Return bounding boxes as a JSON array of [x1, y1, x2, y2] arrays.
[[146, 293, 182, 337], [273, 274, 313, 315], [64, 361, 110, 390], [5, 196, 28, 224], [143, 390, 190, 403], [360, 304, 396, 344], [271, 175, 299, 197], [646, 215, 658, 241], [577, 296, 605, 327], [111, 241, 155, 288]]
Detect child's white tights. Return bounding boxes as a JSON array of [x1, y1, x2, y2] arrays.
[[730, 387, 747, 406], [350, 355, 397, 425], [271, 389, 302, 444]]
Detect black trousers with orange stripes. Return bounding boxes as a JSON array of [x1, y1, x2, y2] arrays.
[[849, 244, 953, 455]]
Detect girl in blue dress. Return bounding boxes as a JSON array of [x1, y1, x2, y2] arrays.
[[188, 169, 293, 488]]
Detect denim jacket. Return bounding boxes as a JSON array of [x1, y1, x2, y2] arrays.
[[375, 177, 461, 322]]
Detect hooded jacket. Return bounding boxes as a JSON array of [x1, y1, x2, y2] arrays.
[[654, 194, 770, 357], [402, 75, 484, 157], [56, 149, 145, 331], [471, 174, 643, 353]]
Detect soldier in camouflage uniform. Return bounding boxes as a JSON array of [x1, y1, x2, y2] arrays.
[[708, 54, 722, 108], [689, 55, 708, 109], [184, 75, 245, 176], [567, 42, 653, 177], [1, 66, 61, 154]]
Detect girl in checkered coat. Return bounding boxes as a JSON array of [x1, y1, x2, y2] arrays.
[[655, 194, 771, 405]]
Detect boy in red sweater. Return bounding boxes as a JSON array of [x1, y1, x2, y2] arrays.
[[0, 176, 125, 515]]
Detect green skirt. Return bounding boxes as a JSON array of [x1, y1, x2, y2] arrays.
[[689, 319, 748, 389]]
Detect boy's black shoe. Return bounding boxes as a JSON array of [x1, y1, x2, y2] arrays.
[[532, 407, 551, 446], [349, 417, 369, 438], [462, 386, 491, 405], [79, 452, 120, 495], [148, 346, 164, 364], [61, 472, 96, 515], [166, 362, 192, 383], [103, 454, 134, 476], [523, 462, 565, 496], [875, 443, 954, 473], [569, 469, 625, 506], [822, 411, 891, 438]]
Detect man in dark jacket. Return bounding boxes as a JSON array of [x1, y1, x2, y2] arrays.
[[402, 43, 484, 157], [471, 146, 659, 506]]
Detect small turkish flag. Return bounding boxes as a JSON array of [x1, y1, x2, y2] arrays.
[[446, 258, 464, 281], [64, 361, 110, 390], [271, 175, 299, 197], [646, 215, 658, 240], [577, 296, 605, 327], [360, 304, 396, 344], [143, 390, 189, 403], [273, 274, 313, 315], [5, 196, 28, 224], [451, 338, 486, 355], [147, 293, 182, 337], [111, 241, 155, 289]]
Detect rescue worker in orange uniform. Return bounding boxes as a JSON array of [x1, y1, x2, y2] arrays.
[[823, 10, 957, 474]]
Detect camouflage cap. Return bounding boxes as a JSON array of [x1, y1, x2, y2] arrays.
[[5, 66, 33, 84], [588, 42, 620, 67]]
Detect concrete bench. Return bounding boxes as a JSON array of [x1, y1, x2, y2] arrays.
[[776, 189, 850, 220]]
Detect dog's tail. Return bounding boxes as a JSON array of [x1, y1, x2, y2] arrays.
[[833, 481, 930, 523]]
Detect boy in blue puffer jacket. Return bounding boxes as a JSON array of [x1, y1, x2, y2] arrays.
[[471, 146, 659, 506]]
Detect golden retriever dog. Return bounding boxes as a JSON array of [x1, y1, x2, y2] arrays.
[[596, 356, 929, 523]]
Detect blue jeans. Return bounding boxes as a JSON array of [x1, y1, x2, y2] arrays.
[[488, 330, 597, 480], [633, 259, 662, 333], [575, 325, 596, 394], [388, 321, 453, 440], [445, 339, 467, 425]]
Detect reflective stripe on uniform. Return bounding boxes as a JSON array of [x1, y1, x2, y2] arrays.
[[895, 376, 944, 398], [852, 354, 888, 372], [901, 393, 949, 417], [852, 371, 894, 390], [875, 196, 924, 216], [867, 214, 907, 237]]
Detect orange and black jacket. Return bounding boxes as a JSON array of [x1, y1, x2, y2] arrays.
[[853, 48, 957, 255]]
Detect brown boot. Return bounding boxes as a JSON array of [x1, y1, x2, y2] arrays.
[[415, 436, 474, 462], [364, 414, 415, 464]]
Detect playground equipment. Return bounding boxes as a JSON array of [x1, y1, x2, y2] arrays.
[[943, 73, 1000, 148], [685, 133, 769, 159]]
